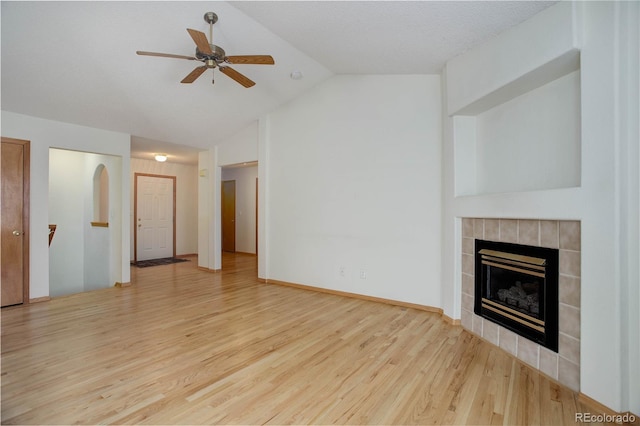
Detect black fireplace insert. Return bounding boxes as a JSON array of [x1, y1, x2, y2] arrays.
[[474, 239, 559, 352]]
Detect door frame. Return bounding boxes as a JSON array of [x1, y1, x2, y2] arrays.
[[1, 137, 30, 304], [255, 177, 258, 255], [133, 173, 176, 262]]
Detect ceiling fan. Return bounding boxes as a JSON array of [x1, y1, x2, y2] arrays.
[[136, 12, 274, 87]]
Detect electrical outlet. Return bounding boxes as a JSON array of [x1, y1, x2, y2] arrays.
[[359, 269, 366, 279], [339, 266, 345, 277]]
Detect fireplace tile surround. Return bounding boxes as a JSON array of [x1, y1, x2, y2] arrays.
[[460, 218, 581, 391]]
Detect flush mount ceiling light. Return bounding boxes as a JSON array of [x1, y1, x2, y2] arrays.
[[290, 70, 304, 80], [155, 154, 168, 162]]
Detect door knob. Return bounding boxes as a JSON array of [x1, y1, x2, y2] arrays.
[[13, 230, 22, 236]]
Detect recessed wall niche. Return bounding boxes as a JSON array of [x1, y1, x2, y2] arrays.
[[92, 164, 109, 226], [454, 51, 581, 196]]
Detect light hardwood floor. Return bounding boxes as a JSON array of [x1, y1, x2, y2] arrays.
[[0, 253, 619, 424]]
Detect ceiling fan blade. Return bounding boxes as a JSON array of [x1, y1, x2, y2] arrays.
[[219, 66, 255, 88], [187, 28, 213, 55], [225, 55, 275, 65], [181, 66, 208, 84], [136, 51, 197, 61]]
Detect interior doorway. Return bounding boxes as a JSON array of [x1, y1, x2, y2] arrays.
[[1, 138, 30, 307], [134, 173, 176, 261], [221, 180, 236, 253], [220, 163, 258, 259]]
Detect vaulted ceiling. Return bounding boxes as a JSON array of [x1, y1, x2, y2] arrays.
[[1, 1, 556, 164]]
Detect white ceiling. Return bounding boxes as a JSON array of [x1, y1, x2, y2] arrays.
[[231, 1, 556, 74], [1, 1, 556, 165]]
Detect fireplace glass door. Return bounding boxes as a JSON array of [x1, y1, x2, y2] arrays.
[[475, 240, 558, 352]]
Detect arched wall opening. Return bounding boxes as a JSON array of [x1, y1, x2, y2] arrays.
[[93, 164, 109, 225], [49, 149, 121, 296]]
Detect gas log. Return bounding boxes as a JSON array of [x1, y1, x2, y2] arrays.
[[497, 282, 539, 315]]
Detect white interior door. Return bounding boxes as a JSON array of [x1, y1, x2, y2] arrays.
[[136, 175, 174, 261]]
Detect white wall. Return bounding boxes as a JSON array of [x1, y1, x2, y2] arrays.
[[218, 121, 258, 166], [49, 149, 87, 295], [614, 0, 639, 414], [622, 0, 640, 413], [130, 158, 198, 258], [1, 111, 131, 298], [197, 148, 221, 271], [442, 1, 639, 414], [263, 74, 442, 306], [209, 76, 443, 305]]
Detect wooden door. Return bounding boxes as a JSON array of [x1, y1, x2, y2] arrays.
[[221, 180, 236, 253], [1, 138, 30, 307], [135, 174, 175, 261]]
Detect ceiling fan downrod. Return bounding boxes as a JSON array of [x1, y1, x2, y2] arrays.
[[204, 12, 217, 44]]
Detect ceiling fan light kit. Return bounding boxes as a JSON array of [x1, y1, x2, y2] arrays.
[[136, 12, 274, 87]]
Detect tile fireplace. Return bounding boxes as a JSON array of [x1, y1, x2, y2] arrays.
[[460, 218, 581, 391]]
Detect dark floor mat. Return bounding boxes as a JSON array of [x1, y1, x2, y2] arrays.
[[131, 257, 190, 268]]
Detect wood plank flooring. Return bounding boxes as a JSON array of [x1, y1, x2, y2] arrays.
[[0, 253, 617, 424]]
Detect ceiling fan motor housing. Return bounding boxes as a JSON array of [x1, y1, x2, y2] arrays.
[[196, 44, 226, 66]]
